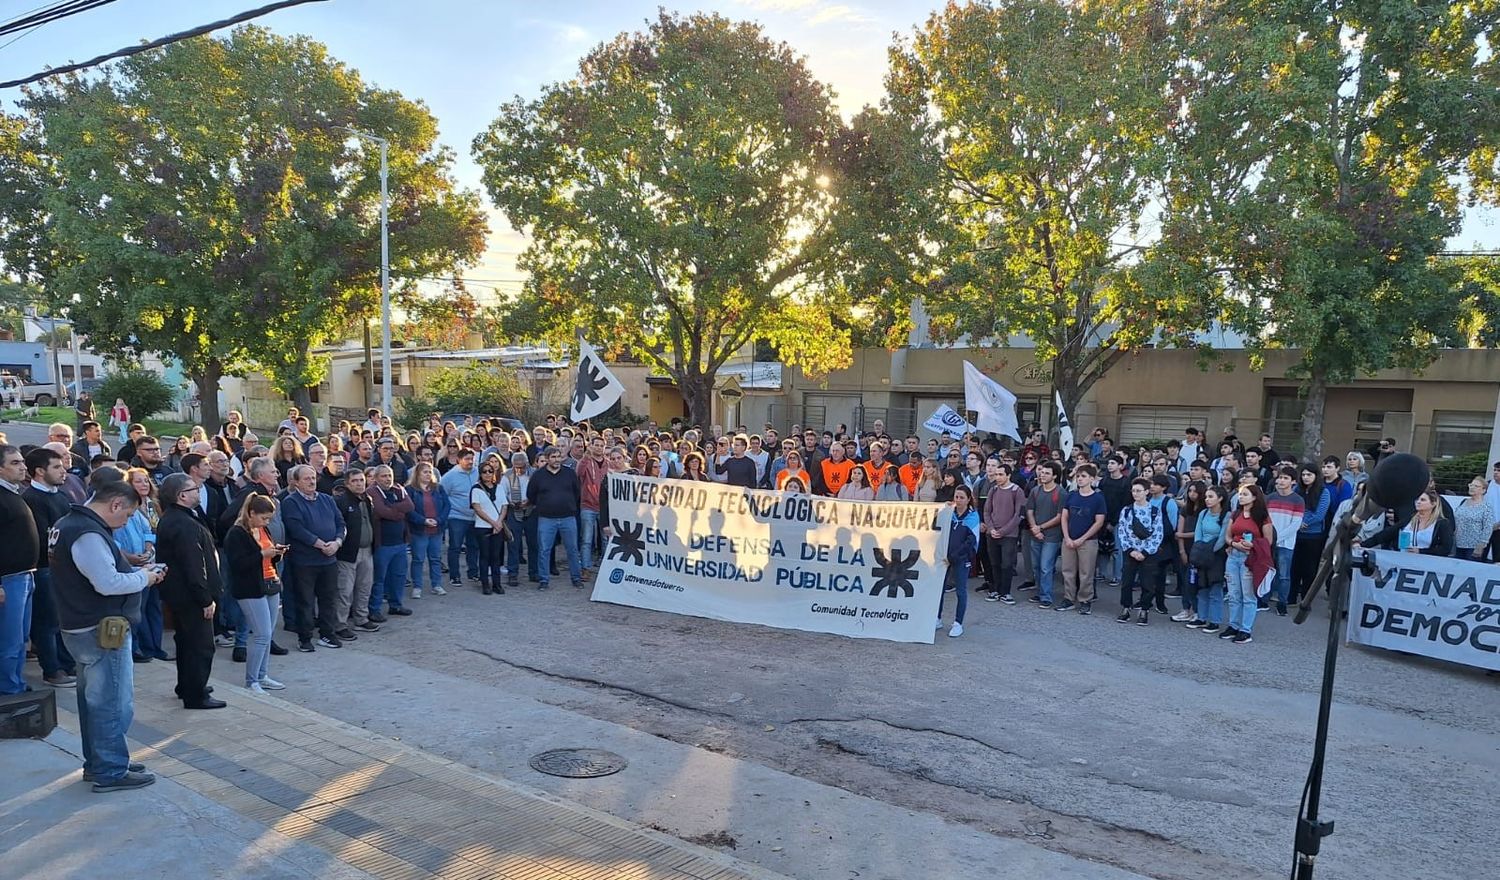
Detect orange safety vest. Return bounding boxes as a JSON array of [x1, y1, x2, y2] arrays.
[[820, 458, 855, 496]]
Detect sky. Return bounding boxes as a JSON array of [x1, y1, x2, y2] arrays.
[[2, 0, 1496, 299]]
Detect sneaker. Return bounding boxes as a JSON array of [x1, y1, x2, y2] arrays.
[[44, 672, 77, 688], [1185, 618, 1207, 629], [449, 579, 463, 589], [354, 621, 381, 632], [411, 588, 422, 599], [1039, 600, 1053, 609], [82, 762, 145, 783], [1000, 594, 1016, 605], [1201, 622, 1221, 634], [431, 585, 448, 596], [389, 607, 412, 616], [1276, 603, 1288, 617], [1027, 595, 1043, 605], [1218, 627, 1239, 640], [935, 618, 944, 630], [368, 612, 388, 623], [1079, 602, 1092, 615], [572, 581, 584, 589], [1116, 611, 1132, 623], [257, 677, 285, 690], [1018, 581, 1036, 592], [248, 682, 267, 695], [984, 592, 1000, 602], [1107, 578, 1120, 588], [335, 628, 358, 641], [1154, 602, 1169, 615], [91, 770, 156, 793], [1232, 632, 1253, 644], [948, 622, 964, 638], [297, 640, 315, 653], [317, 636, 342, 649], [1054, 600, 1075, 612], [232, 646, 247, 663], [269, 641, 288, 656], [1136, 610, 1149, 626], [1171, 610, 1195, 622], [213, 634, 234, 648]]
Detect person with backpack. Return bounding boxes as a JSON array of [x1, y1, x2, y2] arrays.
[[937, 484, 980, 638], [1147, 474, 1180, 616], [1116, 478, 1162, 625], [1186, 484, 1231, 633]]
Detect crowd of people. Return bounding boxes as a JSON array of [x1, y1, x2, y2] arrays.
[[3, 408, 1500, 791]]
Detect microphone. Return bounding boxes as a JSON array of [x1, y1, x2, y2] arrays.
[[1293, 452, 1429, 624]]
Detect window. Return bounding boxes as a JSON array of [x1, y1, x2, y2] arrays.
[[1353, 409, 1388, 452], [61, 365, 74, 381], [1117, 405, 1209, 444], [82, 366, 96, 379], [1431, 411, 1491, 460], [1263, 395, 1304, 455]]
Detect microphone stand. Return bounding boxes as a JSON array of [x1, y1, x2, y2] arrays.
[[1290, 484, 1374, 880]]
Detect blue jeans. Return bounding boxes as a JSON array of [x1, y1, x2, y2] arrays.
[[446, 517, 478, 581], [371, 544, 408, 613], [60, 628, 135, 781], [1, 571, 36, 693], [1030, 540, 1061, 602], [1274, 545, 1294, 606], [1195, 571, 1224, 625], [506, 511, 539, 581], [536, 516, 582, 587], [1225, 552, 1257, 633], [237, 592, 281, 687], [215, 566, 248, 648], [409, 531, 443, 590], [941, 559, 969, 625], [279, 558, 299, 630], [129, 583, 163, 659], [580, 509, 600, 570], [30, 568, 75, 677]]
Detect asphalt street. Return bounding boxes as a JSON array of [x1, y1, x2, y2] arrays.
[[240, 567, 1497, 880]]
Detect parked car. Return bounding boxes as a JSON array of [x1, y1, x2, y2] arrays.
[[0, 371, 60, 407], [66, 378, 106, 400], [431, 413, 527, 433]]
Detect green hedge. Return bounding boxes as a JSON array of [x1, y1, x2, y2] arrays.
[[1429, 451, 1490, 495], [96, 370, 177, 423]]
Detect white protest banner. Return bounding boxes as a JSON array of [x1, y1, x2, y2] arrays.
[[922, 404, 975, 438], [1347, 549, 1500, 672], [962, 361, 1021, 440], [570, 336, 625, 423], [591, 473, 952, 643]]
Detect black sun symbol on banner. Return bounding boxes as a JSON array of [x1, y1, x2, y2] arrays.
[[606, 519, 646, 565], [869, 548, 920, 598]]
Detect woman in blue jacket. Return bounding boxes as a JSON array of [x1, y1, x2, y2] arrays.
[[938, 485, 981, 638], [1290, 463, 1330, 604], [405, 462, 451, 597]]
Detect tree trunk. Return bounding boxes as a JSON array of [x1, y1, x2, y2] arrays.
[[291, 385, 313, 414], [1299, 370, 1327, 462], [680, 370, 714, 433], [193, 360, 223, 432]]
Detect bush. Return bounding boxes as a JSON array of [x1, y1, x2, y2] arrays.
[[96, 369, 177, 421], [1429, 450, 1490, 495], [399, 362, 528, 428]]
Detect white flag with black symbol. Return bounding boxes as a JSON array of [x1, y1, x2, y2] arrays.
[[1055, 390, 1074, 461], [570, 337, 624, 423], [962, 361, 1021, 441]]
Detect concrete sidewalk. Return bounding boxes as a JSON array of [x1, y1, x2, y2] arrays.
[[7, 662, 792, 880], [0, 733, 377, 880]]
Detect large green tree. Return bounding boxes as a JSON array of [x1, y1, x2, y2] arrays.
[[1165, 0, 1500, 457], [472, 11, 868, 429], [21, 26, 486, 427], [876, 0, 1213, 417]]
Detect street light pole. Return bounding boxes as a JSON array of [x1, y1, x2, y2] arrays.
[[342, 127, 391, 416]]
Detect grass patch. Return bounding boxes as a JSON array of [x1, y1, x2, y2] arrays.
[[0, 405, 74, 425], [141, 418, 197, 438]]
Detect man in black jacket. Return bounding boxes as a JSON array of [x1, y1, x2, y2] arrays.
[[528, 446, 583, 590], [23, 447, 78, 687], [156, 474, 225, 709], [1, 444, 39, 696]]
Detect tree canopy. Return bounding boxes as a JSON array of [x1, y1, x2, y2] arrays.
[[18, 25, 486, 427], [472, 10, 873, 428], [1165, 0, 1500, 456]]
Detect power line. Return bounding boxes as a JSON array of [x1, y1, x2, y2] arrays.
[[0, 0, 116, 37], [0, 0, 330, 89], [1, 1, 76, 29]]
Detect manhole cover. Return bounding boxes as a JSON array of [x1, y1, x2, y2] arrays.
[[529, 748, 628, 778]]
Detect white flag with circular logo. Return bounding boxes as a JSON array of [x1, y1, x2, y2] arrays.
[[962, 361, 1021, 440]]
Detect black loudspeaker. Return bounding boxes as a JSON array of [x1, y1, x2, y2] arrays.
[[0, 688, 58, 738]]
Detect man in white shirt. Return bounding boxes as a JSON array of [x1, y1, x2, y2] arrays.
[[1178, 427, 1203, 474]]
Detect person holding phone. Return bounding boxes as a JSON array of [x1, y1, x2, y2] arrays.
[[1222, 485, 1274, 645], [225, 494, 287, 694]]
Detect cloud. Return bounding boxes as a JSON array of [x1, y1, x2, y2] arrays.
[[737, 0, 821, 11], [519, 18, 590, 45], [806, 4, 873, 26]]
